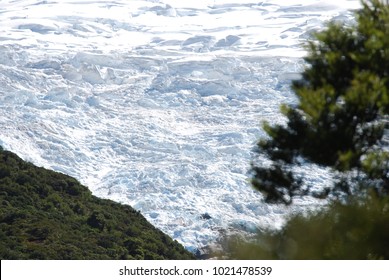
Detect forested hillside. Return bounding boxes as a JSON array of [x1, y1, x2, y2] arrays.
[[0, 147, 195, 260]]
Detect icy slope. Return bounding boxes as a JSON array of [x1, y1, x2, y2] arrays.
[[0, 0, 360, 251]]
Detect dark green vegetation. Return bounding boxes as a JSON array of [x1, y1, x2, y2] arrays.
[[0, 147, 195, 260], [252, 0, 389, 205], [225, 195, 389, 259], [225, 0, 389, 259]]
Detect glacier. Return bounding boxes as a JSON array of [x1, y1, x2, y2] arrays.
[[0, 0, 360, 252]]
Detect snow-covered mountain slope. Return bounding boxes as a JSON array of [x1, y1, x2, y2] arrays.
[[0, 0, 360, 251]]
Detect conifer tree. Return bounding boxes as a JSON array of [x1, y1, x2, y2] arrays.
[[252, 0, 389, 205]]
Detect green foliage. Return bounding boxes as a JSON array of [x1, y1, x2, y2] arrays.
[[224, 194, 389, 259], [0, 149, 195, 260], [252, 0, 389, 204]]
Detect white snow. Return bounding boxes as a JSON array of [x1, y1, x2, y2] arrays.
[[0, 0, 360, 252]]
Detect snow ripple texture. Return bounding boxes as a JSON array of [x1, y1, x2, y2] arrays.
[[0, 0, 360, 251]]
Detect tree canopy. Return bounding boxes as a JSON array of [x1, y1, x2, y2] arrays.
[[252, 0, 389, 205]]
